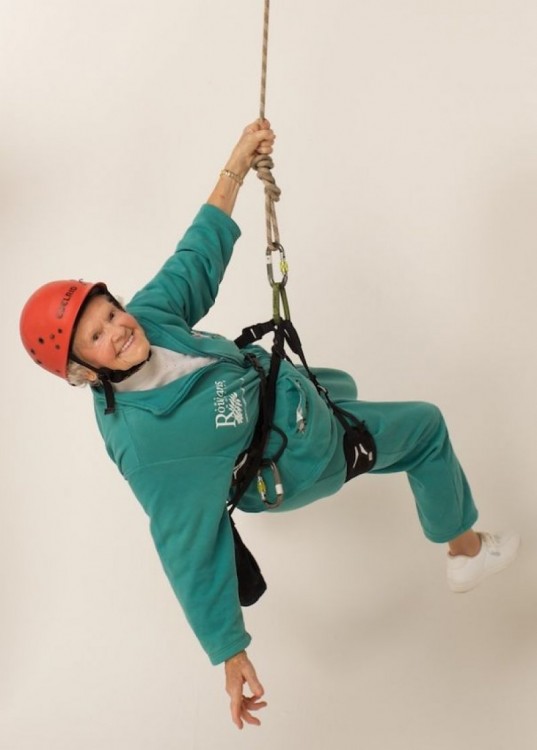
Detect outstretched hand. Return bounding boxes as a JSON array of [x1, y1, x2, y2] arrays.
[[224, 650, 267, 729]]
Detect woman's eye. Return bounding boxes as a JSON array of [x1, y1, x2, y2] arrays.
[[92, 332, 101, 342], [109, 310, 116, 321]]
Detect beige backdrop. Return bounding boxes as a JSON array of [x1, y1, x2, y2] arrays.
[[3, 1, 537, 748]]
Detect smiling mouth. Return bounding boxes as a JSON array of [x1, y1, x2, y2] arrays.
[[119, 333, 134, 355]]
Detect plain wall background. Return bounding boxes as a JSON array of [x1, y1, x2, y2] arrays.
[[3, 2, 537, 748]]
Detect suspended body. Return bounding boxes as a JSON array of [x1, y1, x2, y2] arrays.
[[91, 203, 479, 664], [19, 118, 518, 729]]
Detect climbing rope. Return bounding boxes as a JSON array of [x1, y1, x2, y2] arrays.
[[253, 0, 289, 321]]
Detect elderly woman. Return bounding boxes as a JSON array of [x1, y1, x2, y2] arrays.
[[20, 120, 519, 729]]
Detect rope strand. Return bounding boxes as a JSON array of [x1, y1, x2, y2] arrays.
[[253, 0, 287, 296], [259, 0, 269, 121]]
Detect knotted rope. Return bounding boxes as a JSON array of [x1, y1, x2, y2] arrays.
[[252, 0, 288, 307]]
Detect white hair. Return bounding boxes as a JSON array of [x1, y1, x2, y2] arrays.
[[66, 360, 101, 387]]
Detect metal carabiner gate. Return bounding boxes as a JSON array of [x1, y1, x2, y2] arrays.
[[256, 461, 284, 509]]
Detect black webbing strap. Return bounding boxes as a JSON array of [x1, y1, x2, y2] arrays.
[[228, 322, 287, 512], [275, 319, 377, 481], [234, 320, 277, 350], [230, 316, 377, 511], [280, 321, 375, 468]]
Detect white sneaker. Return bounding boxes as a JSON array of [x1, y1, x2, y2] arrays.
[[447, 531, 520, 593]]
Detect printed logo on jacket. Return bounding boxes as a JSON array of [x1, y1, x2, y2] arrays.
[[214, 380, 247, 428]]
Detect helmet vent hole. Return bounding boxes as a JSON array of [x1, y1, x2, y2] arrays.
[[30, 348, 36, 355], [38, 337, 44, 344], [58, 328, 63, 334], [49, 333, 55, 340], [55, 345, 61, 350]]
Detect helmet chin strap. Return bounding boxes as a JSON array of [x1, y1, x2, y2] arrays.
[[70, 351, 152, 415]]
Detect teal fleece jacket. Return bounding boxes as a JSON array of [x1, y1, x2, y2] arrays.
[[92, 204, 357, 664]]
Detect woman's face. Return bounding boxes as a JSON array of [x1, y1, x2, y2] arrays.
[[72, 294, 150, 378]]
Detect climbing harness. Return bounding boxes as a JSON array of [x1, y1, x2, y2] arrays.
[[228, 2, 377, 607], [229, 319, 377, 512]]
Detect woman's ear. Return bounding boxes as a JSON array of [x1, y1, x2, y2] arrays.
[[83, 367, 99, 383]]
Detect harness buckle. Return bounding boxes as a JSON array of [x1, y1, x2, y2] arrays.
[[257, 461, 284, 509]]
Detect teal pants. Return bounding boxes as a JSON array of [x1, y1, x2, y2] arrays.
[[342, 400, 479, 543]]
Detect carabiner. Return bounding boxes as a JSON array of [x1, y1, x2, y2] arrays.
[[257, 461, 284, 509], [265, 242, 288, 288]]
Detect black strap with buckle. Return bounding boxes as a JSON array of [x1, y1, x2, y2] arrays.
[[227, 316, 376, 607], [230, 317, 377, 509]]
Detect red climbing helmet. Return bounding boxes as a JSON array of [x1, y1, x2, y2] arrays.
[[19, 279, 108, 379]]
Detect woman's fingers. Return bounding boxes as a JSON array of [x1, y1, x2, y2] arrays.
[[245, 118, 271, 133], [240, 695, 268, 726], [225, 652, 267, 729]]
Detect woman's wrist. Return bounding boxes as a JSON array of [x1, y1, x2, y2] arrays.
[[225, 649, 247, 665], [224, 151, 251, 180], [207, 165, 243, 215], [220, 168, 243, 187]]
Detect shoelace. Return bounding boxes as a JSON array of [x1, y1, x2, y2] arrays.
[[480, 532, 501, 553]]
